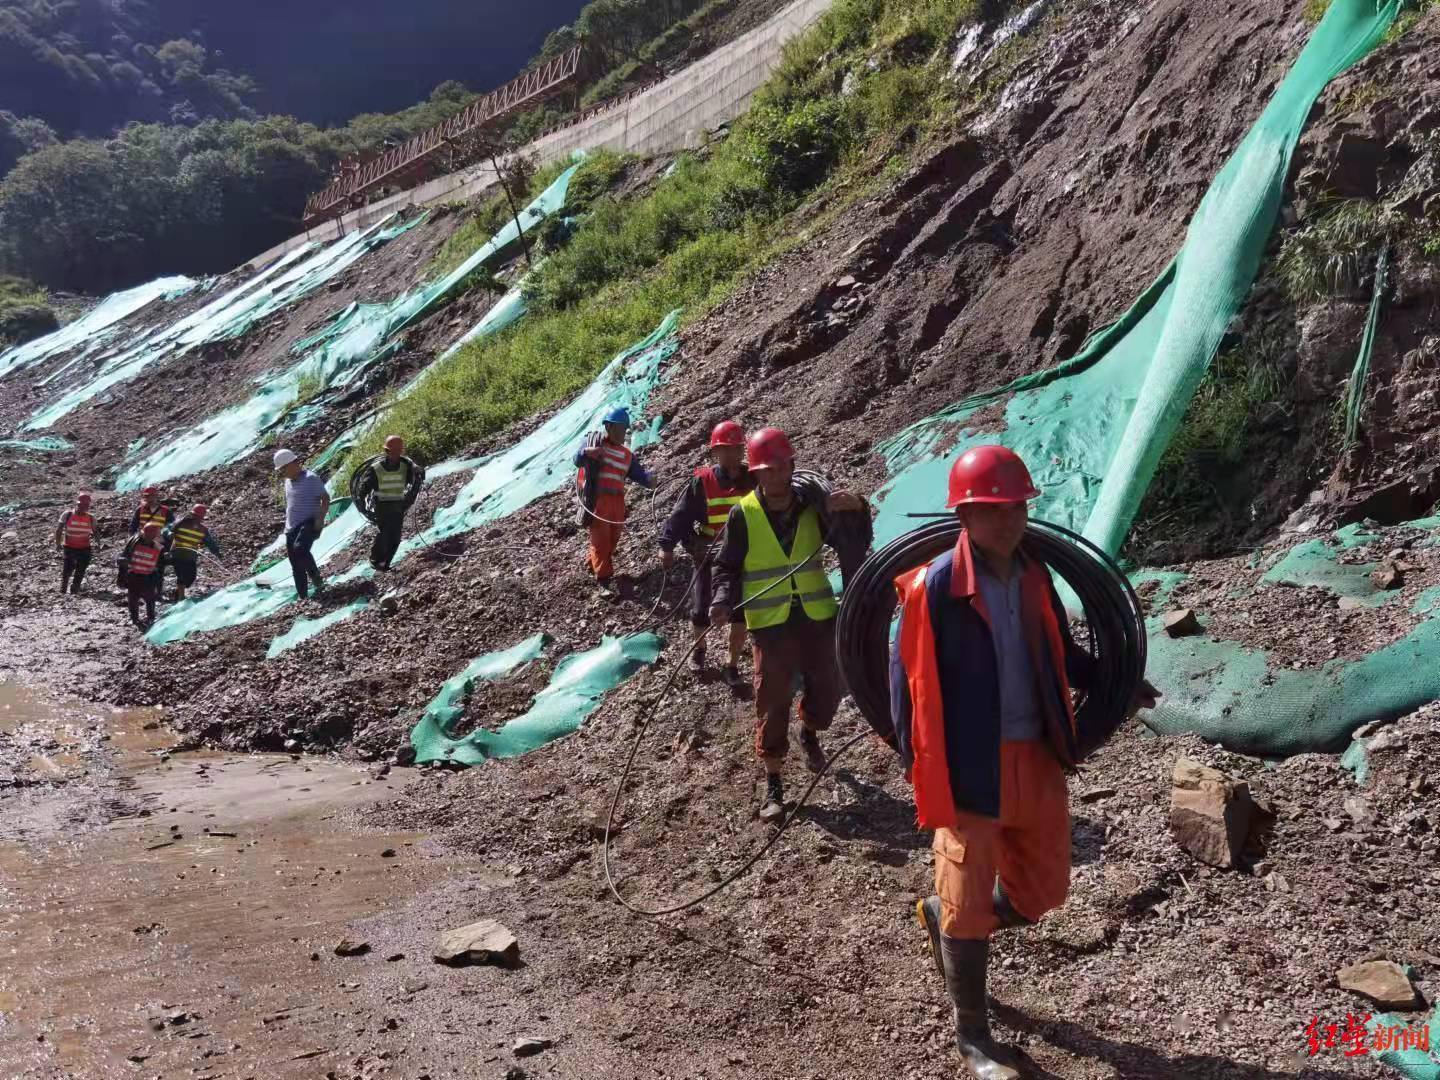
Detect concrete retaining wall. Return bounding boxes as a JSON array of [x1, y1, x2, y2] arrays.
[[245, 0, 831, 269]]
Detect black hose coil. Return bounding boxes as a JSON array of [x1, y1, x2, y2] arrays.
[[835, 517, 1147, 761]]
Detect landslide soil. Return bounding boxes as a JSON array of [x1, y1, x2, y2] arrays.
[[2, 1, 1440, 1078]]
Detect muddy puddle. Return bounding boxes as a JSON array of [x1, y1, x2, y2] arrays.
[[0, 679, 469, 1078]]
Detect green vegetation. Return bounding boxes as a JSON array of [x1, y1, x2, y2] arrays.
[[1130, 331, 1295, 557], [1276, 198, 1398, 301], [0, 274, 55, 347], [1303, 0, 1333, 25], [1384, 0, 1440, 42], [344, 0, 1040, 474], [425, 151, 630, 282]]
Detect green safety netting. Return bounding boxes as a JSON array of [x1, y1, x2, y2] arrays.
[[868, 0, 1413, 761], [411, 632, 663, 764], [117, 165, 580, 491], [873, 0, 1402, 555], [265, 598, 371, 659], [145, 308, 678, 648], [0, 435, 70, 453], [309, 284, 529, 473], [1344, 245, 1390, 447], [0, 275, 196, 381]]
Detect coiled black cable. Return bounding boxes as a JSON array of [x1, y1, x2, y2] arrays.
[[835, 516, 1146, 761]]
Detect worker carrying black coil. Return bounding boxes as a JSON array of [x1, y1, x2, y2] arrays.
[[350, 435, 425, 572], [835, 444, 1157, 1080]]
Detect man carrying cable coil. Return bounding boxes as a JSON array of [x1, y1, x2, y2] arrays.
[[161, 503, 221, 602], [574, 406, 657, 594], [710, 426, 870, 822], [355, 435, 425, 572], [657, 419, 754, 685], [890, 445, 1157, 1080]]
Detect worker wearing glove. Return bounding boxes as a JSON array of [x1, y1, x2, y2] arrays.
[[710, 427, 869, 822], [274, 448, 330, 601], [162, 503, 221, 602], [55, 492, 95, 595], [120, 523, 165, 629], [574, 406, 656, 592], [357, 434, 425, 572], [658, 420, 754, 685], [890, 445, 1158, 1080]]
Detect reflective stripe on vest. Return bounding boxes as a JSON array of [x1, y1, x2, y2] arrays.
[[128, 544, 160, 576], [137, 506, 168, 530], [172, 521, 207, 555], [374, 460, 408, 501], [737, 492, 837, 630], [697, 467, 744, 539], [64, 512, 94, 549], [596, 443, 632, 497]]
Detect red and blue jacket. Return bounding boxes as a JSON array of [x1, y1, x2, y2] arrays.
[[888, 531, 1094, 828]]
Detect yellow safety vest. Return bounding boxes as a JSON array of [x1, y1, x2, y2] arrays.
[[374, 459, 409, 502], [171, 519, 207, 557], [738, 491, 837, 630], [137, 505, 168, 530]]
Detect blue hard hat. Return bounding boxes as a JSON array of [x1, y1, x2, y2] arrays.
[[603, 406, 631, 427]]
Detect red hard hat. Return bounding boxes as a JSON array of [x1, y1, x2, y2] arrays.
[[192, 503, 208, 518], [946, 445, 1041, 508], [76, 492, 92, 505], [709, 420, 745, 448], [746, 427, 794, 471], [141, 486, 157, 497], [384, 435, 404, 451]]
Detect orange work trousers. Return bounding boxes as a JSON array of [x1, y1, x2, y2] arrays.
[[587, 494, 626, 581], [933, 740, 1071, 940]]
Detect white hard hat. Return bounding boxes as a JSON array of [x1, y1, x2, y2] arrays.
[[272, 448, 298, 471]]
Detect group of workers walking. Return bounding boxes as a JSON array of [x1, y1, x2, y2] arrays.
[[47, 397, 1157, 1078], [574, 408, 1160, 1079], [55, 485, 221, 629]]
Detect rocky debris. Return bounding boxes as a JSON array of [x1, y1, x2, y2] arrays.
[[432, 919, 519, 968], [1162, 609, 1202, 637], [333, 937, 370, 957], [1168, 759, 1256, 869], [513, 1037, 552, 1058], [1335, 960, 1422, 1010], [1371, 561, 1403, 590]]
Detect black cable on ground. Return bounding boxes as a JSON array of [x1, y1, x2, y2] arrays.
[[604, 469, 882, 917], [835, 516, 1146, 759]]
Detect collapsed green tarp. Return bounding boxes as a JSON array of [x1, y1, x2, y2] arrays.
[[866, 0, 1405, 759], [265, 598, 371, 659], [146, 308, 677, 648], [411, 632, 662, 764], [117, 165, 580, 491], [873, 0, 1402, 556], [0, 275, 196, 381], [0, 435, 70, 453]]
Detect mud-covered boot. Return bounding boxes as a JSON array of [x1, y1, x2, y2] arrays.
[[940, 936, 1020, 1080], [759, 773, 785, 823], [915, 894, 946, 985], [798, 727, 827, 773]]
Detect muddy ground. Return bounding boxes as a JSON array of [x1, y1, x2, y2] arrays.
[[3, 0, 1440, 1077]]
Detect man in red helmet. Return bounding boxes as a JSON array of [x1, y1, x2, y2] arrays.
[[55, 492, 95, 595], [130, 486, 172, 536], [658, 420, 755, 686], [890, 444, 1157, 1080], [162, 503, 222, 602], [120, 522, 166, 629], [355, 435, 425, 572], [711, 426, 870, 820]]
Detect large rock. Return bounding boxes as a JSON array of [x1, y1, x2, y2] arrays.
[[433, 919, 519, 968], [1336, 960, 1421, 1009], [0, 303, 58, 348], [1162, 609, 1202, 638], [1169, 759, 1255, 869]]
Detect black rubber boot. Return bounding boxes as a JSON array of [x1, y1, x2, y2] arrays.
[[798, 727, 826, 773], [993, 880, 1033, 930], [759, 773, 785, 823], [940, 936, 1020, 1080], [916, 895, 946, 985]]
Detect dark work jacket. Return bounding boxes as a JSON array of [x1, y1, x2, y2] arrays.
[[889, 534, 1095, 823], [658, 464, 754, 552]]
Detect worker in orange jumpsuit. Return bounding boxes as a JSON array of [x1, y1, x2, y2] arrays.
[[574, 406, 656, 591], [890, 445, 1157, 1079]]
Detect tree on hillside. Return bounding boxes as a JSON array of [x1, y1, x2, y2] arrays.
[[0, 111, 58, 176]]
